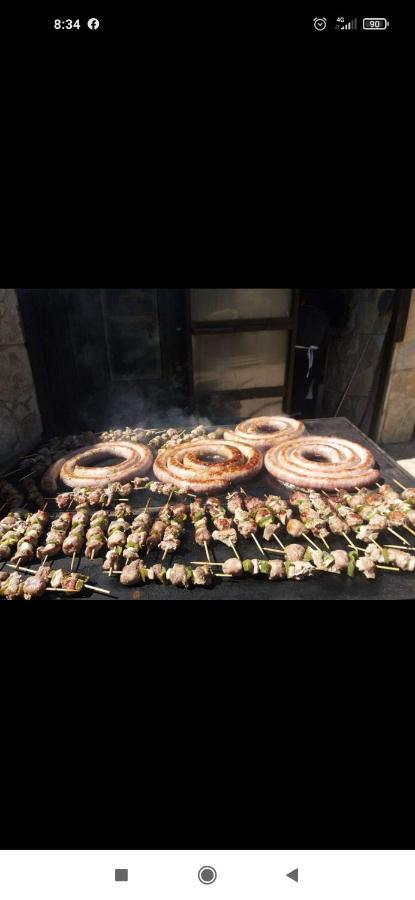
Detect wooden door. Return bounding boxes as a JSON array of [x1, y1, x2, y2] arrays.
[[188, 289, 299, 421]]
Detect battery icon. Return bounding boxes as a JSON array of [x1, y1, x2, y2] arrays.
[[363, 18, 389, 29]]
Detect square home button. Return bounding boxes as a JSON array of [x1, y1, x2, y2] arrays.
[[115, 870, 128, 882]]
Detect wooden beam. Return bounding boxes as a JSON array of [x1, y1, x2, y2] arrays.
[[192, 317, 294, 334], [283, 289, 300, 414], [195, 386, 285, 401]]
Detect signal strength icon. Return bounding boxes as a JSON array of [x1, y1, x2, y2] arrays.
[[340, 17, 358, 29]]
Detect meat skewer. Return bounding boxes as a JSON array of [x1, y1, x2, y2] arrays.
[[0, 510, 29, 538], [0, 520, 29, 561], [85, 510, 109, 558], [230, 502, 268, 557], [0, 506, 32, 560], [159, 504, 188, 560], [21, 565, 54, 599], [209, 545, 398, 581], [206, 497, 240, 558], [289, 490, 345, 545], [9, 509, 49, 566], [0, 570, 26, 599], [104, 516, 131, 570], [144, 490, 175, 555], [6, 562, 111, 596], [36, 511, 73, 560], [190, 497, 212, 550], [336, 486, 414, 544], [62, 503, 90, 559], [198, 543, 350, 575], [119, 502, 153, 566], [119, 561, 212, 587]]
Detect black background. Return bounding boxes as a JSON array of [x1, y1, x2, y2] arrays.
[[0, 0, 413, 857]]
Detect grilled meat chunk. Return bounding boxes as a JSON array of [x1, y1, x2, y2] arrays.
[[285, 543, 306, 562], [120, 559, 144, 586]]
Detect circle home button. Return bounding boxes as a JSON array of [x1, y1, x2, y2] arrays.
[[198, 867, 217, 884]]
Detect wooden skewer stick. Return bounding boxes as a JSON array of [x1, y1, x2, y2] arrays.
[[319, 534, 330, 550], [204, 541, 210, 563], [71, 552, 76, 572], [403, 524, 415, 538], [375, 564, 400, 571], [144, 497, 151, 512], [376, 482, 382, 488], [91, 549, 95, 559], [274, 534, 285, 549], [230, 543, 241, 560], [370, 537, 384, 552], [19, 471, 35, 480], [387, 527, 410, 545], [48, 584, 113, 596], [304, 534, 321, 552], [191, 561, 223, 566], [251, 533, 265, 556], [47, 588, 79, 593], [384, 544, 415, 550], [165, 489, 175, 506], [342, 531, 358, 551], [0, 466, 25, 478], [266, 547, 285, 554], [39, 555, 49, 569], [215, 573, 233, 577], [42, 502, 48, 511], [162, 548, 169, 560], [393, 479, 407, 490], [109, 567, 113, 577]]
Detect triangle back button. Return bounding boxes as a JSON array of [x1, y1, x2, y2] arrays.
[[286, 869, 299, 883]]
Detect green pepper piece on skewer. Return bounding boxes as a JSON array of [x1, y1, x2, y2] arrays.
[[347, 550, 358, 577]]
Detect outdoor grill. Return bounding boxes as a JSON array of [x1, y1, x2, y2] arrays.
[[2, 417, 415, 602], [2, 288, 415, 602]]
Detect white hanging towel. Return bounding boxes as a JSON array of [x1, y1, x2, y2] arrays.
[[295, 344, 319, 378]]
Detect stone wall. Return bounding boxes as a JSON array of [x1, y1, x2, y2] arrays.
[[321, 288, 392, 433], [0, 288, 43, 469], [376, 290, 415, 443]]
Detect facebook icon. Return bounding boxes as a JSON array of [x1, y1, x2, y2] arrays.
[[87, 18, 100, 29]]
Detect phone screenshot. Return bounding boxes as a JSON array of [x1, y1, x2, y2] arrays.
[[1, 288, 414, 602], [1, 8, 411, 898]]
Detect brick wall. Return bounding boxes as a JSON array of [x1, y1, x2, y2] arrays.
[[0, 288, 43, 469]]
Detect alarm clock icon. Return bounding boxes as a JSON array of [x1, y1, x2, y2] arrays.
[[313, 17, 327, 30]]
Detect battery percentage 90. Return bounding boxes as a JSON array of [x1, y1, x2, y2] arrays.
[[363, 18, 390, 29]]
